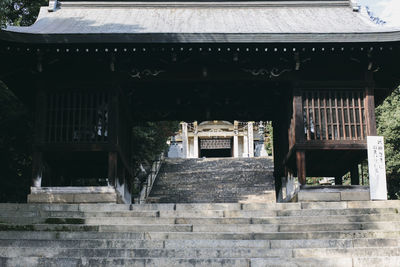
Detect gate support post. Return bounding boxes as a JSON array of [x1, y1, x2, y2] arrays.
[[296, 150, 306, 185], [351, 165, 360, 185]]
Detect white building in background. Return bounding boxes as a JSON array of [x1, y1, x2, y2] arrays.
[[168, 121, 270, 158]]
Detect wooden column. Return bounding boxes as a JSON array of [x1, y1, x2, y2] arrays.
[[335, 176, 343, 185], [32, 89, 47, 187], [296, 151, 306, 185], [108, 90, 119, 187], [32, 151, 44, 187], [293, 88, 306, 185], [293, 89, 304, 144], [350, 165, 360, 185], [108, 151, 118, 187], [365, 72, 377, 136]]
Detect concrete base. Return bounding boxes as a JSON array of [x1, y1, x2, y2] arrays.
[[28, 187, 118, 204], [297, 185, 370, 202]]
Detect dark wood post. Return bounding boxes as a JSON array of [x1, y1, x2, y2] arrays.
[[296, 150, 306, 185], [32, 151, 44, 187], [32, 89, 47, 187], [350, 165, 360, 185], [293, 88, 306, 185], [365, 72, 377, 136], [107, 89, 119, 187], [293, 89, 304, 144], [335, 175, 343, 185], [108, 152, 118, 187]]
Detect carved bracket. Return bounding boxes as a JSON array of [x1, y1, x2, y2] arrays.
[[242, 68, 292, 78], [129, 69, 165, 79]]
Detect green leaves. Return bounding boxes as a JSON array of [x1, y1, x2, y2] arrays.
[[376, 87, 400, 199], [0, 0, 47, 28]]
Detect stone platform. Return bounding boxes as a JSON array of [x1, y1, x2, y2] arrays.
[[297, 185, 370, 202], [27, 186, 118, 204]]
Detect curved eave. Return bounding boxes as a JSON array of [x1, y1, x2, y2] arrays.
[[1, 31, 400, 45]]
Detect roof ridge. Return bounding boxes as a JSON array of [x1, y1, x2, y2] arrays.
[[56, 1, 352, 9]]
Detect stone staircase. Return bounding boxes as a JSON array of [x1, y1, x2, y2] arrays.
[[147, 158, 275, 203], [0, 201, 400, 266]]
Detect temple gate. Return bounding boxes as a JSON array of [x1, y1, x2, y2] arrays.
[[0, 0, 400, 203]]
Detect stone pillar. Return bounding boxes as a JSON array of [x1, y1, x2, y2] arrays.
[[243, 135, 249, 157], [233, 121, 239, 158], [248, 122, 254, 157], [181, 122, 189, 158], [193, 121, 199, 158]]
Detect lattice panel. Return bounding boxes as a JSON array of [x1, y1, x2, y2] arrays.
[[302, 90, 366, 141], [200, 138, 232, 150], [45, 91, 110, 143]]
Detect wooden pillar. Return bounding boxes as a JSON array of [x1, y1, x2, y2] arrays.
[[335, 175, 343, 185], [365, 72, 377, 136], [296, 151, 306, 185], [108, 151, 118, 187], [32, 89, 47, 187], [32, 151, 43, 187], [351, 165, 360, 185], [293, 89, 304, 144]]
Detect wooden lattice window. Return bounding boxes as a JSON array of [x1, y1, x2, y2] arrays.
[[46, 91, 110, 143], [302, 90, 366, 141], [200, 138, 232, 149]]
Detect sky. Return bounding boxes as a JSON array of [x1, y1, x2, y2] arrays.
[[359, 0, 400, 26]]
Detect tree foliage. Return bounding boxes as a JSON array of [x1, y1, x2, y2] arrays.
[[376, 88, 400, 199], [0, 0, 46, 27], [132, 121, 179, 172]]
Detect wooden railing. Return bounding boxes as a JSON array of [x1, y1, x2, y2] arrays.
[[302, 90, 366, 141], [45, 90, 110, 144], [137, 154, 164, 204]]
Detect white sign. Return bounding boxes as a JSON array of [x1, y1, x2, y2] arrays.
[[367, 136, 388, 200]]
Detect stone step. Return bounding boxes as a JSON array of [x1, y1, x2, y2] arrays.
[[0, 210, 160, 219], [0, 238, 398, 250], [0, 223, 193, 233], [276, 208, 399, 217], [0, 247, 289, 258], [0, 239, 164, 249], [2, 213, 399, 226], [144, 230, 400, 240], [0, 201, 398, 213], [2, 230, 400, 241], [1, 247, 400, 260], [5, 222, 399, 234], [191, 222, 400, 233], [3, 256, 400, 267], [0, 257, 249, 267], [175, 214, 400, 225]]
